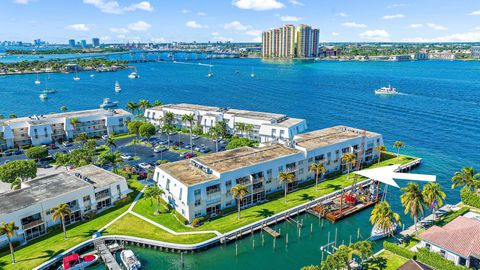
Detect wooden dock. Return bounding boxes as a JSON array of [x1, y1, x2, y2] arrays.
[[94, 239, 122, 270], [262, 226, 281, 238]]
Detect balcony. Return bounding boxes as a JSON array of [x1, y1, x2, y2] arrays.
[[252, 176, 265, 184], [206, 188, 220, 196], [252, 187, 265, 194], [22, 219, 44, 230], [285, 166, 298, 173], [236, 178, 251, 186], [95, 193, 110, 201]]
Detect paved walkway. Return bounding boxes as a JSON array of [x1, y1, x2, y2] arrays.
[[400, 204, 456, 237]]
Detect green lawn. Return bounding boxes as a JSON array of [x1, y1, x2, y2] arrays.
[[111, 133, 135, 140], [363, 250, 409, 270], [103, 213, 216, 244], [133, 152, 416, 234]]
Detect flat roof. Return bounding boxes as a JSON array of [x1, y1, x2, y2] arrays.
[[225, 108, 285, 122], [159, 159, 218, 186], [150, 103, 222, 113], [195, 145, 300, 173], [68, 164, 125, 188], [0, 108, 131, 126], [265, 117, 305, 128], [0, 171, 90, 215], [294, 125, 381, 150]]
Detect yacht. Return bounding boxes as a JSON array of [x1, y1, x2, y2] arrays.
[[128, 68, 139, 79], [120, 250, 141, 270], [375, 85, 398, 95], [114, 81, 122, 92], [370, 223, 398, 241], [34, 74, 41, 85], [39, 93, 48, 100], [73, 67, 80, 81], [250, 67, 256, 78], [207, 67, 214, 77], [99, 98, 118, 109], [58, 253, 99, 270]]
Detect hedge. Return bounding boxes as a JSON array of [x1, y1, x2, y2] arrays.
[[383, 241, 415, 259], [417, 248, 467, 270], [460, 187, 480, 208], [436, 207, 470, 226]]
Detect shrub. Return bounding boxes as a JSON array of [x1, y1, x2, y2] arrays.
[[192, 217, 205, 227], [300, 266, 320, 270], [436, 207, 469, 226], [175, 212, 189, 225], [114, 195, 131, 206], [417, 248, 467, 270], [460, 187, 480, 208], [25, 146, 48, 160], [226, 137, 258, 150], [192, 125, 203, 135], [21, 144, 32, 150], [383, 241, 415, 259]]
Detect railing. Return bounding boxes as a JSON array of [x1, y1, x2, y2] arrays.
[[252, 176, 264, 184], [252, 187, 265, 194], [95, 193, 110, 201], [236, 178, 251, 186], [285, 166, 298, 173], [22, 219, 44, 230], [206, 188, 220, 196]]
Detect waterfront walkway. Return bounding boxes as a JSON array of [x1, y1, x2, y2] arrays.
[[400, 204, 457, 237]]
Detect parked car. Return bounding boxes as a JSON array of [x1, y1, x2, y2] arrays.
[[138, 162, 153, 170], [169, 131, 177, 136], [13, 149, 22, 155], [191, 135, 200, 140], [184, 153, 196, 159], [121, 154, 133, 160], [4, 150, 12, 156], [137, 171, 148, 180], [153, 146, 168, 153], [179, 153, 185, 158], [158, 140, 169, 145], [47, 144, 58, 150], [62, 141, 72, 147], [194, 147, 201, 152], [4, 160, 10, 164], [102, 135, 109, 140], [200, 147, 210, 153]]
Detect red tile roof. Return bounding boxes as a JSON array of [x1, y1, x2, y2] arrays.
[[419, 216, 480, 257], [397, 259, 433, 270]]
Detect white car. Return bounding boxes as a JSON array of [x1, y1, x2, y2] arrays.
[[153, 146, 167, 153], [121, 154, 133, 160], [138, 162, 153, 170], [62, 141, 73, 147], [169, 131, 177, 136], [102, 135, 109, 140], [191, 135, 200, 140]]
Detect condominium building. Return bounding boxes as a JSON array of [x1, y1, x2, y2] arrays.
[[428, 51, 456, 60], [153, 125, 384, 221], [0, 108, 132, 149], [472, 46, 480, 59], [144, 103, 307, 144], [0, 165, 131, 247], [262, 24, 319, 58]]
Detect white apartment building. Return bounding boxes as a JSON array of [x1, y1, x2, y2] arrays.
[[144, 103, 307, 144], [0, 108, 132, 149], [153, 125, 384, 222], [0, 165, 131, 247]]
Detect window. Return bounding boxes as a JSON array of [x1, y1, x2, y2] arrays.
[[194, 199, 201, 206], [166, 179, 170, 191], [194, 189, 201, 196], [308, 157, 313, 162], [179, 188, 183, 199], [117, 184, 121, 195], [278, 166, 283, 172], [298, 160, 303, 165]]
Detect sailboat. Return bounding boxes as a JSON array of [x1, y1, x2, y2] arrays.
[[34, 74, 41, 85], [42, 78, 57, 94], [250, 67, 256, 78], [73, 66, 80, 81], [115, 81, 122, 92], [207, 66, 214, 77]]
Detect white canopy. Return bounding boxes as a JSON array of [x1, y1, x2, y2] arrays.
[[353, 164, 436, 188]]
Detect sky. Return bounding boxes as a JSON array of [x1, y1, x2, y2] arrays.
[[1, 0, 480, 43]]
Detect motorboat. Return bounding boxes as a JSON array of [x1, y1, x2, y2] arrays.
[[57, 253, 99, 270], [369, 222, 398, 241], [39, 93, 48, 100], [375, 85, 398, 95], [35, 74, 41, 85], [207, 66, 213, 77], [114, 81, 122, 92], [128, 68, 139, 79], [73, 75, 80, 81], [120, 250, 141, 270], [250, 67, 256, 78], [99, 98, 118, 109], [90, 74, 95, 78]]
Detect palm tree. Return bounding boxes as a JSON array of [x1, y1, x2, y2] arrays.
[[374, 145, 387, 165], [208, 126, 221, 152], [244, 124, 254, 139], [144, 185, 165, 214], [153, 100, 162, 107], [126, 101, 139, 115], [161, 124, 175, 148], [60, 105, 68, 113], [139, 99, 151, 113], [76, 132, 88, 145], [341, 153, 356, 181], [52, 203, 72, 240], [0, 222, 19, 264], [231, 184, 248, 220], [393, 141, 405, 157], [98, 151, 123, 172], [163, 111, 175, 125], [352, 241, 373, 265], [400, 182, 424, 233], [70, 117, 79, 131], [422, 183, 446, 219], [309, 162, 326, 192], [182, 114, 195, 153], [451, 167, 480, 190], [279, 172, 295, 203], [105, 137, 117, 151], [370, 201, 401, 237], [235, 122, 246, 137]]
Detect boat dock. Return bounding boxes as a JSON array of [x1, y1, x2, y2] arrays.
[[262, 225, 281, 238], [400, 204, 456, 237], [94, 239, 122, 270]]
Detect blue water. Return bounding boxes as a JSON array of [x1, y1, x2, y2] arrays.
[[1, 58, 480, 269]]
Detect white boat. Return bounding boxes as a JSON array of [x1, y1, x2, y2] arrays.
[[39, 93, 48, 100], [207, 66, 213, 77], [375, 85, 398, 95], [34, 74, 41, 85], [90, 74, 95, 78], [114, 81, 122, 92], [43, 79, 56, 93], [99, 98, 118, 109], [250, 67, 256, 78], [128, 68, 139, 79], [57, 253, 99, 270], [370, 222, 398, 241], [120, 250, 141, 270], [73, 67, 80, 81]]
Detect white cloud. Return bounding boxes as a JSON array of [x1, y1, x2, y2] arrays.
[[405, 31, 480, 42], [211, 33, 233, 42], [331, 32, 339, 36], [388, 3, 407, 8], [13, 0, 35, 4], [289, 0, 304, 6], [245, 30, 262, 36], [185, 20, 207, 29], [252, 37, 262, 42], [127, 21, 151, 31], [110, 27, 130, 33], [382, 14, 405, 20], [197, 12, 207, 16], [124, 1, 154, 12], [181, 9, 190, 14], [342, 22, 367, 28], [476, 26, 480, 30], [83, 0, 153, 14], [336, 12, 348, 17], [66, 23, 89, 31], [232, 0, 284, 11], [224, 21, 249, 31], [468, 10, 480, 16], [409, 23, 423, 28], [427, 23, 447, 31], [280, 15, 302, 22], [359, 29, 390, 40], [100, 36, 111, 41], [151, 37, 166, 43]]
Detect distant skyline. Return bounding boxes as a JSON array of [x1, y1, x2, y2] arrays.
[[1, 0, 480, 43]]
